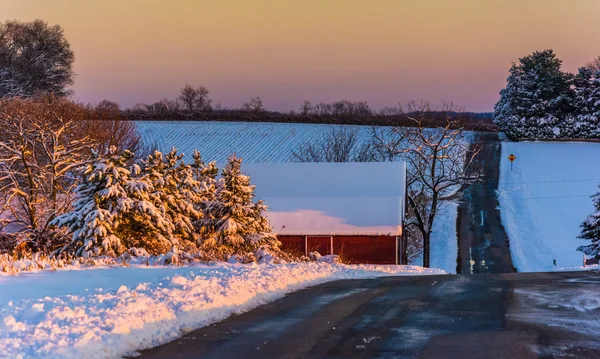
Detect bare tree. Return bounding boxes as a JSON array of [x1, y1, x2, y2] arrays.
[[76, 100, 140, 154], [0, 98, 94, 249], [300, 100, 312, 115], [0, 20, 74, 98], [242, 96, 264, 112], [291, 126, 370, 162], [369, 101, 481, 267], [178, 84, 212, 112], [585, 56, 600, 72]]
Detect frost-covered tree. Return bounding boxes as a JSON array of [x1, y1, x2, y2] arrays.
[[0, 20, 74, 98], [578, 188, 600, 258], [53, 149, 183, 256], [0, 98, 93, 250], [52, 150, 136, 257], [140, 149, 203, 245], [210, 155, 278, 253], [571, 67, 600, 138], [368, 101, 481, 267], [190, 150, 221, 239], [493, 50, 575, 139]]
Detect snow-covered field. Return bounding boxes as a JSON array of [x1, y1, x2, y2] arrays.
[[138, 121, 464, 271], [0, 262, 444, 359], [498, 141, 600, 272], [137, 121, 374, 163]]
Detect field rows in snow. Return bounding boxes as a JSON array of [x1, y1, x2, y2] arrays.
[[137, 121, 376, 163], [498, 141, 600, 272]]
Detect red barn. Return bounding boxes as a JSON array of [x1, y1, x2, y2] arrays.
[[243, 162, 407, 264]]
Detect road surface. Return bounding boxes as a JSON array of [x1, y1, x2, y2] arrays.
[[457, 132, 516, 274], [139, 271, 600, 359]]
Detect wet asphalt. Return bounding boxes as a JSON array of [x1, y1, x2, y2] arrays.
[[457, 132, 516, 274], [139, 271, 600, 359]]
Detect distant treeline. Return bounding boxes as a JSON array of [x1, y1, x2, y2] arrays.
[[124, 98, 496, 132]]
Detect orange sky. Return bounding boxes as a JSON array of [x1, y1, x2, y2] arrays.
[[2, 0, 600, 112]]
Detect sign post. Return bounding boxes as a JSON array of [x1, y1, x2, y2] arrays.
[[508, 154, 516, 170]]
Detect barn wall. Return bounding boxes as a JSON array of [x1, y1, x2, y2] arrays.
[[333, 236, 396, 264], [278, 235, 397, 265]]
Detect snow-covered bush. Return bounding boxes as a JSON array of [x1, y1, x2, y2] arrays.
[[578, 187, 600, 258]]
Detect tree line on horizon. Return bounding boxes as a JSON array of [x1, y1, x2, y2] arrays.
[[0, 19, 496, 132]]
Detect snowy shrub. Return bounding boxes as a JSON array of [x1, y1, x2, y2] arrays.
[[578, 188, 600, 258]]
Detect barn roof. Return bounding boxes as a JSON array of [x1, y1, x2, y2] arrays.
[[243, 162, 406, 236]]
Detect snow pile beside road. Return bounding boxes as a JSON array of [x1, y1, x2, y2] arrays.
[[411, 201, 458, 274], [0, 262, 444, 359], [498, 141, 600, 272]]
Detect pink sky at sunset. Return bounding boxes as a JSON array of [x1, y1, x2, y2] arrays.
[[2, 0, 600, 112]]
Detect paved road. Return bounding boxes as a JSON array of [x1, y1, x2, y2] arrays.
[[457, 132, 516, 274], [140, 271, 600, 359]]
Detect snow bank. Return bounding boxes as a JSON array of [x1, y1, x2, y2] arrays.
[[498, 141, 600, 272], [411, 201, 458, 274], [0, 262, 444, 358]]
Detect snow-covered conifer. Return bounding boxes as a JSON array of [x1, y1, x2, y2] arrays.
[[493, 50, 575, 139], [210, 155, 279, 253], [572, 67, 600, 138], [578, 187, 600, 258], [140, 149, 203, 245], [52, 149, 135, 257]]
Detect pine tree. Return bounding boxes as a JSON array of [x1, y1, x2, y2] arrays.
[[52, 149, 136, 257], [140, 149, 203, 246], [493, 50, 575, 139], [578, 188, 600, 258], [191, 150, 220, 238], [211, 155, 279, 253], [572, 67, 600, 138], [53, 148, 177, 256]]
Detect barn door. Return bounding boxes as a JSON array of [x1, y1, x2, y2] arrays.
[[305, 236, 332, 256]]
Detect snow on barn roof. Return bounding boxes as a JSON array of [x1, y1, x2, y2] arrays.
[[242, 162, 406, 236]]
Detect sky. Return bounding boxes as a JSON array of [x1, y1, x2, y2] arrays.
[[2, 0, 600, 112]]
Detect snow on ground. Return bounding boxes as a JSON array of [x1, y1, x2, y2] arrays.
[[0, 262, 445, 359], [498, 141, 600, 272], [411, 201, 458, 274], [137, 121, 375, 163]]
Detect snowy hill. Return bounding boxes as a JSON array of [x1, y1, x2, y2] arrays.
[[498, 141, 600, 272], [137, 121, 374, 163]]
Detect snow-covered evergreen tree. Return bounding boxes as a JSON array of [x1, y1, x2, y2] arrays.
[[139, 149, 203, 246], [572, 67, 600, 138], [190, 150, 221, 239], [210, 155, 279, 253], [578, 187, 600, 258], [52, 150, 136, 257], [53, 148, 177, 256], [493, 50, 575, 139]]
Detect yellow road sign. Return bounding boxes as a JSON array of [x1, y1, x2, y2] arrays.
[[508, 154, 516, 162]]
